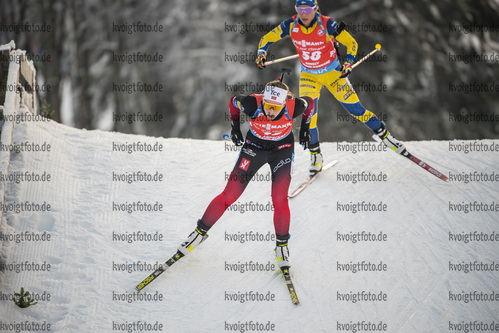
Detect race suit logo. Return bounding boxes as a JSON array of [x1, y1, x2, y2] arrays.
[[273, 158, 292, 173], [239, 158, 251, 171]]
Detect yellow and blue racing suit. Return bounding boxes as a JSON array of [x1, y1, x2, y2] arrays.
[[258, 13, 383, 150]]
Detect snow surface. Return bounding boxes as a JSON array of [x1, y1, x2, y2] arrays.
[[1, 112, 498, 332]]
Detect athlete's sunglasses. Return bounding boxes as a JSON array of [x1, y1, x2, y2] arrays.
[[295, 6, 316, 15], [263, 101, 285, 112]]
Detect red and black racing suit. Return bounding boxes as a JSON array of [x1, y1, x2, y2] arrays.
[[198, 93, 314, 239]]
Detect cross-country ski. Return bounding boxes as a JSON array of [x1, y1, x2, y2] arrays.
[[289, 160, 338, 198]]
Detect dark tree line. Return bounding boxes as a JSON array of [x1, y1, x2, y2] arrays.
[[1, 0, 498, 141]]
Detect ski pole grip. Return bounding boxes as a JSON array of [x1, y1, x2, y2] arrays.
[[279, 67, 292, 82]]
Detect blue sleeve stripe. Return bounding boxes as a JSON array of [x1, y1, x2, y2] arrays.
[[280, 18, 294, 38], [326, 18, 338, 35]]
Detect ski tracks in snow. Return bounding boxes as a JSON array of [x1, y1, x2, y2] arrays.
[[1, 117, 498, 332]]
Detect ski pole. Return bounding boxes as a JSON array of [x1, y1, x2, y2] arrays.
[[266, 44, 381, 68], [351, 44, 381, 69], [265, 54, 300, 66]]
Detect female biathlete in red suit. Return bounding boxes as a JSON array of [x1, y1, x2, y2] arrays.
[[177, 79, 315, 269]]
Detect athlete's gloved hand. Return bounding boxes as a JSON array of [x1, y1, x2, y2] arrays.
[[299, 125, 311, 150], [231, 128, 244, 146], [340, 61, 353, 78], [256, 52, 266, 69]]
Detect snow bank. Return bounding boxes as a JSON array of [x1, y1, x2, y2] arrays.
[[0, 115, 498, 332]]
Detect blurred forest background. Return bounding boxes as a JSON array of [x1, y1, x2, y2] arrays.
[[1, 0, 498, 142]]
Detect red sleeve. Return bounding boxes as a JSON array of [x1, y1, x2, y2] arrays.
[[301, 96, 315, 125], [292, 96, 314, 126], [228, 96, 241, 129]]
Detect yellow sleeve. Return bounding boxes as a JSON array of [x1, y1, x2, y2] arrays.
[[336, 30, 358, 63], [257, 18, 294, 53]]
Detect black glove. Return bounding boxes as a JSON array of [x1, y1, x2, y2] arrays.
[[299, 125, 311, 150], [231, 127, 244, 146]]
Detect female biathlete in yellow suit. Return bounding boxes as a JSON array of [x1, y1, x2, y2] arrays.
[[256, 0, 406, 175]]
